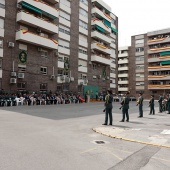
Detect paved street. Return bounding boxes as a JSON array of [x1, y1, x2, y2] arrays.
[[0, 101, 170, 170]]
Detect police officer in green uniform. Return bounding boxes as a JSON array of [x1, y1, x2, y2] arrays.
[[167, 93, 170, 114], [158, 94, 163, 113], [120, 92, 130, 122], [137, 92, 144, 118], [149, 95, 155, 115]]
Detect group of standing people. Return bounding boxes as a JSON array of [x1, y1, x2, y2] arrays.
[[102, 91, 170, 126]]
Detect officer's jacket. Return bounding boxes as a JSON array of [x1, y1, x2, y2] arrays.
[[149, 98, 154, 106], [121, 96, 130, 109]]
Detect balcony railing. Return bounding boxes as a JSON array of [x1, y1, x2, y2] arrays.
[[148, 84, 170, 89], [150, 46, 170, 51], [148, 65, 170, 69], [148, 75, 169, 78], [148, 37, 166, 43]]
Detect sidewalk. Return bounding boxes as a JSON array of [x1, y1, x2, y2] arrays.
[[93, 108, 170, 148]]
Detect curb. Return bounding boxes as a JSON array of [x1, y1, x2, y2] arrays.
[[92, 128, 170, 149]]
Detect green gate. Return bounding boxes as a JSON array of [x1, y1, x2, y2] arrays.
[[84, 86, 98, 99]]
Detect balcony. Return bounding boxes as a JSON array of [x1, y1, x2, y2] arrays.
[[136, 77, 144, 81], [58, 47, 70, 55], [0, 28, 4, 37], [148, 46, 170, 54], [118, 87, 128, 91], [80, 2, 88, 11], [91, 31, 111, 44], [92, 7, 111, 22], [91, 42, 111, 55], [110, 63, 116, 68], [46, 0, 59, 4], [110, 73, 116, 78], [0, 48, 3, 58], [16, 30, 58, 49], [118, 80, 128, 84], [92, 0, 111, 12], [57, 76, 70, 84], [78, 66, 88, 73], [118, 66, 128, 71], [79, 14, 88, 23], [136, 86, 144, 90], [148, 75, 170, 80], [118, 53, 128, 58], [79, 53, 88, 60], [59, 17, 70, 27], [91, 55, 110, 65], [58, 61, 64, 69], [18, 0, 59, 19], [148, 84, 170, 89], [110, 33, 116, 39], [0, 8, 5, 18], [118, 59, 128, 64], [110, 43, 116, 49], [17, 11, 58, 34], [59, 3, 71, 14], [148, 65, 170, 71], [91, 18, 111, 33], [118, 74, 128, 78], [148, 37, 170, 45]]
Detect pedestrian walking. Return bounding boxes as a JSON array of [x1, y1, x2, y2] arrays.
[[102, 90, 113, 125], [158, 94, 163, 113], [120, 92, 130, 122], [149, 95, 155, 115], [137, 92, 144, 118]]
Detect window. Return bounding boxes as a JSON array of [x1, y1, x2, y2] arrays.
[[79, 34, 87, 42], [136, 47, 144, 52], [60, 0, 70, 7], [40, 67, 47, 75], [136, 82, 144, 86], [136, 56, 144, 61], [18, 66, 26, 72], [136, 74, 144, 78], [0, 59, 2, 69], [59, 11, 70, 21], [80, 0, 88, 6], [58, 39, 70, 49], [40, 83, 47, 91], [79, 47, 87, 54], [17, 82, 26, 89], [59, 25, 70, 35], [136, 65, 144, 70], [79, 8, 88, 18], [0, 39, 3, 48], [0, 18, 4, 29], [58, 69, 63, 75], [63, 84, 69, 91], [79, 20, 88, 30], [136, 39, 144, 44], [92, 64, 97, 70], [0, 0, 5, 9], [41, 51, 48, 58]]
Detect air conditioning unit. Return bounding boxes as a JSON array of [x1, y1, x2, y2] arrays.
[[65, 77, 70, 83], [102, 78, 106, 81], [18, 73, 24, 79], [84, 79, 88, 84], [10, 78, 17, 84], [80, 82, 83, 85], [39, 33, 45, 37], [106, 76, 110, 80], [37, 28, 41, 33], [89, 61, 92, 65], [17, 4, 22, 9], [11, 72, 17, 77], [50, 75, 55, 80], [8, 42, 15, 48], [60, 76, 65, 80], [70, 77, 74, 82], [38, 47, 43, 52]]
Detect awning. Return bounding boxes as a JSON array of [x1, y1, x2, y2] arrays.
[[111, 27, 118, 34], [103, 19, 111, 28], [95, 2, 110, 13], [96, 25, 105, 33], [22, 1, 57, 19], [22, 2, 42, 14], [159, 51, 170, 56], [160, 60, 170, 65]]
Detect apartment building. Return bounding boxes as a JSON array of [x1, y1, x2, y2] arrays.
[[118, 46, 130, 94], [1, 0, 118, 94]]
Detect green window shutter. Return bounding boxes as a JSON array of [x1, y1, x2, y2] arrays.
[[160, 60, 170, 65], [159, 51, 170, 56]]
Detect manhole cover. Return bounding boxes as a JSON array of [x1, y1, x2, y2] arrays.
[[95, 141, 105, 144]]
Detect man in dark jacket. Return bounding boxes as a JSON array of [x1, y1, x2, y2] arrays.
[[167, 93, 170, 114], [120, 92, 130, 122], [149, 95, 155, 115], [158, 94, 163, 113], [137, 92, 144, 118], [102, 90, 113, 125]]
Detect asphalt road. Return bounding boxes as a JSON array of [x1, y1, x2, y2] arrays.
[[0, 101, 170, 170]]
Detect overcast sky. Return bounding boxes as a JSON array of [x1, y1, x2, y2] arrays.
[[104, 0, 170, 47]]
